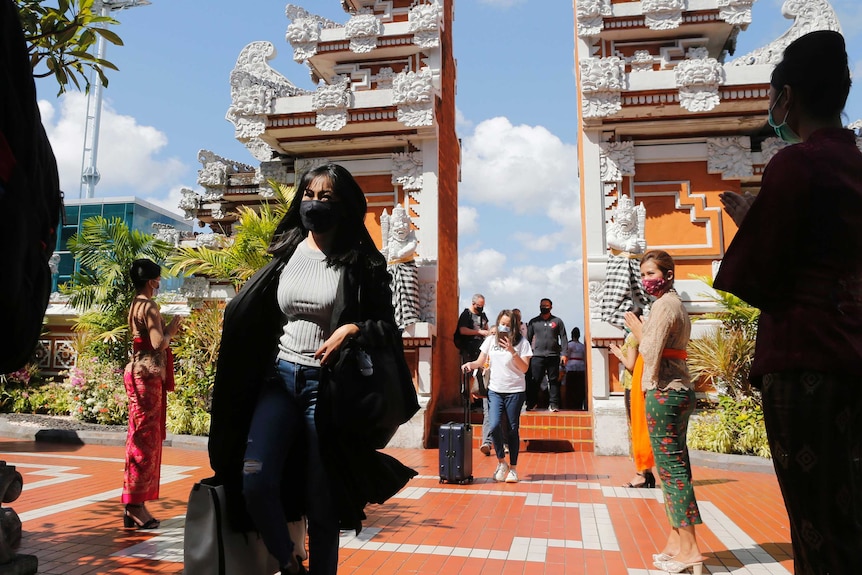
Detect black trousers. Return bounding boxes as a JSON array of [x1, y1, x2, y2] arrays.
[[527, 356, 561, 408], [761, 370, 862, 575], [564, 370, 587, 410]]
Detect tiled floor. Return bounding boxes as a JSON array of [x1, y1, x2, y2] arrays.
[[0, 437, 792, 574]]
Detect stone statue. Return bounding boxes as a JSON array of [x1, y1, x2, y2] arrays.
[[601, 194, 650, 328], [0, 462, 36, 573], [381, 204, 420, 329]]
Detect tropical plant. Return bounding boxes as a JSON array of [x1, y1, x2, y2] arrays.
[[167, 181, 293, 290], [17, 0, 124, 94], [65, 354, 127, 424], [62, 216, 173, 364], [688, 396, 770, 458], [166, 301, 224, 436]]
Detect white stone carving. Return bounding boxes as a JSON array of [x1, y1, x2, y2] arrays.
[[54, 340, 76, 370], [374, 67, 396, 89], [717, 0, 755, 26], [600, 141, 636, 183], [607, 194, 647, 254], [761, 137, 790, 166], [630, 50, 654, 73], [589, 280, 605, 320], [409, 2, 442, 49], [313, 76, 351, 132], [393, 68, 435, 127], [258, 160, 290, 198], [576, 0, 612, 38], [227, 42, 308, 158], [381, 205, 420, 329], [642, 0, 685, 31], [391, 152, 424, 191], [346, 10, 381, 54], [212, 207, 227, 221], [730, 0, 842, 66], [195, 233, 227, 249], [180, 277, 210, 299], [579, 57, 626, 118], [707, 136, 753, 180], [285, 4, 340, 61], [179, 188, 202, 220], [295, 157, 332, 175], [152, 223, 180, 247], [849, 120, 862, 152], [48, 253, 61, 275], [197, 150, 254, 201], [675, 47, 725, 112], [418, 279, 436, 324]]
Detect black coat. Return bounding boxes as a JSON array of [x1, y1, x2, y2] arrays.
[[208, 240, 418, 533]]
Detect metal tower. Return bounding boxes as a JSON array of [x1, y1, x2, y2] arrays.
[[80, 0, 152, 199]]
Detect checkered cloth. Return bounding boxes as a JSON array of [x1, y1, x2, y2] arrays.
[[390, 261, 420, 329], [601, 255, 650, 328]]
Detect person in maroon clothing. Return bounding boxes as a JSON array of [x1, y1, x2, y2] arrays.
[[714, 31, 862, 575]]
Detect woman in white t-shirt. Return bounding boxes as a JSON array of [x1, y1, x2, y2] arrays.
[[462, 309, 532, 483]]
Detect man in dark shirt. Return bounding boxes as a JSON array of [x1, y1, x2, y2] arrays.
[[526, 298, 568, 412], [455, 293, 490, 393]]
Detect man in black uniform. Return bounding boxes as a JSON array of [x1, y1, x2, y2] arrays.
[[526, 298, 568, 412]]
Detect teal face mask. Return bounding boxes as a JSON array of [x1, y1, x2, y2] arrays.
[[767, 91, 802, 144]]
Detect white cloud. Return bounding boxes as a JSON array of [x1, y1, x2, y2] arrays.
[[460, 116, 580, 228], [142, 185, 191, 218], [38, 92, 187, 200], [458, 205, 479, 235], [455, 107, 474, 132]]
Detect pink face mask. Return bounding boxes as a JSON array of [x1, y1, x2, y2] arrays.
[[642, 277, 670, 296]]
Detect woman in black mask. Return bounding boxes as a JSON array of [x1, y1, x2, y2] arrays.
[[208, 163, 417, 575]]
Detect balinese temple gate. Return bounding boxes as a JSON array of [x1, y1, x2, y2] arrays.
[[179, 1, 460, 447], [574, 0, 852, 454]]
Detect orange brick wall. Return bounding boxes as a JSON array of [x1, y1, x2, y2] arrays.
[[424, 0, 462, 447]]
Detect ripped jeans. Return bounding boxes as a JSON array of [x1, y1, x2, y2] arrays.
[[243, 360, 339, 575]]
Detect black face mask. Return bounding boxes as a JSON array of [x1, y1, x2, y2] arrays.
[[300, 200, 339, 233], [540, 306, 551, 315], [474, 306, 484, 314]]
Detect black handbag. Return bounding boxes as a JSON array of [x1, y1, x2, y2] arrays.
[[327, 329, 420, 448]]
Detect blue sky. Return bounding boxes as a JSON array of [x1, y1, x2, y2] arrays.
[[36, 0, 862, 332]]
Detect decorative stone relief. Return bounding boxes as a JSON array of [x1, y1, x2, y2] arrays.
[[313, 76, 351, 132], [849, 120, 862, 152], [642, 0, 685, 31], [393, 68, 435, 127], [409, 2, 442, 49], [600, 141, 635, 183], [196, 233, 227, 249], [212, 207, 227, 221], [180, 277, 211, 299], [761, 137, 789, 166], [381, 205, 421, 329], [295, 157, 332, 175], [576, 0, 612, 38], [707, 136, 753, 180], [730, 0, 842, 66], [152, 223, 180, 247], [717, 0, 755, 26], [579, 57, 626, 118], [258, 160, 291, 198], [630, 50, 654, 73], [675, 47, 724, 112], [227, 42, 308, 160], [197, 150, 255, 202], [374, 67, 396, 89], [418, 279, 436, 324], [346, 10, 381, 54], [54, 341, 76, 369], [391, 152, 423, 191], [48, 253, 61, 275], [179, 188, 202, 220], [285, 5, 340, 61]]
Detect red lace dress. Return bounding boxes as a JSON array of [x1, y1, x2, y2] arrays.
[[121, 316, 175, 505]]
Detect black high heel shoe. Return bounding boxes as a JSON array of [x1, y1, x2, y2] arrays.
[[643, 470, 656, 488], [123, 504, 160, 529]]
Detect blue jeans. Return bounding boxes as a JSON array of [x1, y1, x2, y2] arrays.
[[487, 389, 525, 465], [243, 360, 339, 575]]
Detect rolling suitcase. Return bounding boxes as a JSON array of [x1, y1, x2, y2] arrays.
[[439, 370, 474, 484]]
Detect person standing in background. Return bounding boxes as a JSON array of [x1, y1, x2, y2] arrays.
[[564, 327, 587, 411], [526, 299, 568, 412]]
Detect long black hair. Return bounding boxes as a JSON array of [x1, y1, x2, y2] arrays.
[[268, 163, 384, 269]]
